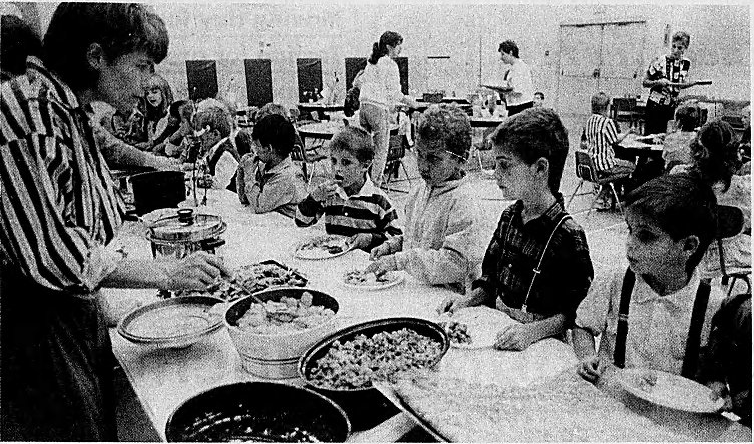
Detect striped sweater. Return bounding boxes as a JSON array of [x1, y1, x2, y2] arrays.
[[295, 175, 401, 250]]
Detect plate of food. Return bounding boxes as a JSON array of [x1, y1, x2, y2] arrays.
[[437, 307, 514, 350], [175, 260, 307, 301], [618, 368, 724, 413], [342, 269, 404, 290], [295, 234, 353, 260]]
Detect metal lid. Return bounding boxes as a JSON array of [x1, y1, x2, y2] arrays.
[[146, 208, 226, 244]]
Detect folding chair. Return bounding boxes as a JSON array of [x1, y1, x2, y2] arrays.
[[714, 205, 752, 296], [382, 133, 412, 191], [612, 97, 643, 133], [566, 151, 632, 216], [290, 130, 326, 184]]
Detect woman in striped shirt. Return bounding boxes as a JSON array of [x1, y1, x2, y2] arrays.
[[0, 4, 227, 440]]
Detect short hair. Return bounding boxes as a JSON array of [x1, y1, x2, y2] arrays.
[[255, 103, 291, 122], [534, 92, 545, 100], [672, 31, 691, 48], [674, 104, 700, 132], [194, 106, 230, 138], [169, 99, 189, 120], [328, 125, 374, 165], [416, 104, 472, 160], [689, 119, 740, 192], [625, 173, 717, 273], [42, 3, 168, 90], [498, 40, 519, 58], [252, 114, 296, 157], [490, 107, 569, 196], [591, 92, 610, 114], [1, 14, 42, 79]]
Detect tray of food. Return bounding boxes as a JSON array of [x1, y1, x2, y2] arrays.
[[175, 260, 307, 301], [295, 234, 353, 260], [342, 269, 404, 291]]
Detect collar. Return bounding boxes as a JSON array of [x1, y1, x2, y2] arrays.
[[424, 174, 469, 197], [633, 268, 702, 305], [26, 56, 82, 112], [263, 156, 294, 176], [349, 173, 381, 198], [205, 137, 229, 160], [511, 193, 567, 227]]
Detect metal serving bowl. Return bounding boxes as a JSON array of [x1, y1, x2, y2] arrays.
[[165, 381, 351, 442], [298, 317, 449, 430], [224, 287, 340, 379]]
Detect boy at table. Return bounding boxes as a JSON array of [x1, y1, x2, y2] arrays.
[[662, 104, 699, 171], [295, 125, 401, 251], [236, 114, 307, 218], [188, 105, 240, 192], [437, 107, 594, 350], [584, 92, 636, 210], [574, 174, 724, 384], [366, 105, 489, 294]]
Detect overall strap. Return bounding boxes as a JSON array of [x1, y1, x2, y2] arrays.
[[613, 268, 636, 369], [521, 214, 571, 313], [681, 280, 712, 379]]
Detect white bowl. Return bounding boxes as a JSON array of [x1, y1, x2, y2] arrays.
[[223, 287, 340, 379]]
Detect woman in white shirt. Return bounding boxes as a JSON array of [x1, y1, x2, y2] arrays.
[[359, 31, 418, 186]]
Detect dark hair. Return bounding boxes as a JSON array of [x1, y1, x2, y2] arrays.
[[255, 102, 291, 122], [1, 14, 42, 80], [328, 126, 374, 165], [368, 31, 402, 65], [252, 114, 296, 157], [490, 107, 569, 195], [674, 104, 700, 132], [194, 106, 231, 138], [144, 74, 173, 122], [591, 92, 610, 114], [169, 99, 189, 119], [416, 104, 472, 160], [43, 3, 169, 90], [673, 31, 691, 48], [534, 92, 545, 100], [625, 173, 717, 273], [498, 40, 519, 58], [689, 119, 740, 192]]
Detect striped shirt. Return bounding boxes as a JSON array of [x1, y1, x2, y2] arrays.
[[472, 196, 593, 322], [585, 113, 619, 172], [295, 175, 401, 250], [0, 57, 124, 295]]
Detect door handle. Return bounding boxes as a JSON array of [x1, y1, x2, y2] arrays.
[[593, 68, 601, 78]]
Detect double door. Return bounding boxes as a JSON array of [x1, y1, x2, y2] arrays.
[[557, 21, 647, 117]]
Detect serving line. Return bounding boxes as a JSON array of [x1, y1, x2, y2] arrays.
[[104, 189, 749, 442]]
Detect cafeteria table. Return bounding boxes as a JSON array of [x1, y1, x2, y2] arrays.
[[103, 189, 750, 442], [617, 134, 664, 161], [298, 102, 345, 121], [298, 121, 399, 141]]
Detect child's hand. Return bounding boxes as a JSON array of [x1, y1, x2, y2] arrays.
[[706, 381, 733, 412], [310, 180, 340, 202], [364, 255, 397, 277], [494, 324, 537, 351], [436, 287, 486, 315], [369, 242, 392, 260], [349, 233, 372, 250], [577, 355, 608, 383]]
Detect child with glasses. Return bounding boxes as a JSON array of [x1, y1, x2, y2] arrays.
[[366, 104, 487, 294]]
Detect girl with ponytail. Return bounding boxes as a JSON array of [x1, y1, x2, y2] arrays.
[[358, 31, 418, 186]]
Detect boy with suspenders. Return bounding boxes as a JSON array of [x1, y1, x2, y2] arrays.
[[573, 174, 723, 383]]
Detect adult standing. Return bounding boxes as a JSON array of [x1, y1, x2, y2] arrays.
[[642, 31, 706, 136], [485, 40, 534, 116], [0, 3, 228, 441], [358, 31, 418, 186]]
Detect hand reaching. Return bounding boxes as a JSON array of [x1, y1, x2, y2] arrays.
[[494, 324, 537, 351], [577, 355, 610, 383], [160, 251, 230, 291]]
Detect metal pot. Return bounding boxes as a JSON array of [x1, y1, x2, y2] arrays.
[[145, 208, 226, 260]]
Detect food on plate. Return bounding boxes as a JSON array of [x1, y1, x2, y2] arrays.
[[390, 369, 680, 442], [437, 320, 472, 345], [299, 235, 350, 255], [307, 329, 443, 390], [176, 262, 306, 301], [344, 269, 396, 286], [235, 292, 335, 335]]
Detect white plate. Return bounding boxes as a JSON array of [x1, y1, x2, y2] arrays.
[[618, 368, 724, 413], [294, 234, 352, 260], [341, 270, 405, 291], [441, 307, 514, 350]]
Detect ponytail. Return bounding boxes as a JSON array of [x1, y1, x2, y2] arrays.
[[368, 41, 384, 65], [368, 31, 403, 65]]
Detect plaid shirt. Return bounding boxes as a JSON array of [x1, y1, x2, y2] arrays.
[[472, 196, 593, 322]]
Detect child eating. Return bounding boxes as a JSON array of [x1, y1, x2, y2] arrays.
[[366, 104, 487, 294], [295, 126, 401, 251], [574, 174, 724, 383], [438, 107, 594, 350]]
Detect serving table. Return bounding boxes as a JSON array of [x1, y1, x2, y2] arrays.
[[104, 189, 750, 442]]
